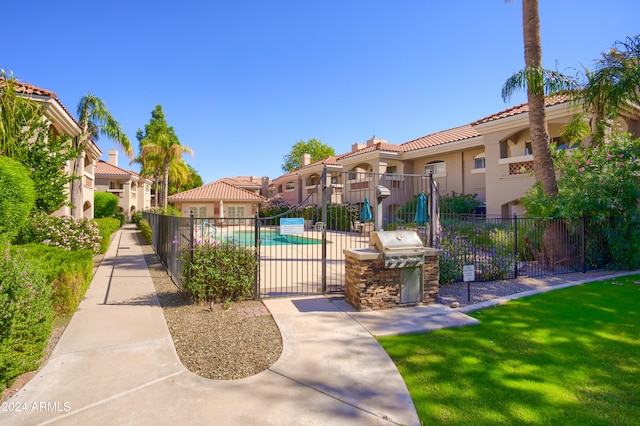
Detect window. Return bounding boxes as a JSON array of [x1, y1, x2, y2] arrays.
[[188, 206, 207, 218], [424, 160, 446, 176], [386, 165, 397, 174], [227, 206, 245, 218], [525, 142, 533, 156], [474, 156, 486, 169], [285, 182, 295, 191]]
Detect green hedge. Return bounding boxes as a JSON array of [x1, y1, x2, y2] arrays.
[[20, 244, 93, 316], [93, 217, 122, 253], [1, 244, 53, 392], [0, 157, 35, 243]]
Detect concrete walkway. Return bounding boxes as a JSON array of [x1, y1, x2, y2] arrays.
[[2, 225, 632, 425]]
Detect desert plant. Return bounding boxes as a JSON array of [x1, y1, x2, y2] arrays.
[[0, 156, 35, 243], [0, 244, 53, 392]]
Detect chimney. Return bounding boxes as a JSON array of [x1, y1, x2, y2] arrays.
[[108, 150, 118, 167], [301, 153, 311, 167], [351, 142, 366, 152]]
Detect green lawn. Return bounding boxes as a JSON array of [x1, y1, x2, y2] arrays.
[[378, 275, 640, 425]]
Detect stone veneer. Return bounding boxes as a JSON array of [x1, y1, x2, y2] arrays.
[[343, 247, 441, 311]]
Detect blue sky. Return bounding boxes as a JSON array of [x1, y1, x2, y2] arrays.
[[4, 1, 638, 184]]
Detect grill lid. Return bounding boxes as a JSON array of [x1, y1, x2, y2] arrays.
[[370, 231, 424, 253]]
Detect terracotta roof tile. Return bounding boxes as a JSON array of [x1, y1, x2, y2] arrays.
[[338, 142, 403, 160], [168, 179, 266, 202], [221, 176, 262, 188], [471, 93, 571, 126], [96, 160, 132, 176], [400, 125, 480, 152]]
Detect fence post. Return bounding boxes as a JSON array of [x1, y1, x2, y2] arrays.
[[321, 166, 328, 294], [428, 171, 434, 247], [582, 213, 587, 273], [254, 213, 261, 300], [189, 212, 194, 287], [513, 213, 518, 278]]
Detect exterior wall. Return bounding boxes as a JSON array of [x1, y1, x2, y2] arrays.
[[172, 201, 260, 221]]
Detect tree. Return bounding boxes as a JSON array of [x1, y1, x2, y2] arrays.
[[502, 0, 578, 198], [281, 138, 335, 173], [169, 162, 202, 195], [577, 35, 640, 144], [136, 105, 192, 209], [1, 72, 80, 213], [74, 94, 132, 216]]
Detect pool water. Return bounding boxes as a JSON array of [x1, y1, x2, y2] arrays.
[[218, 230, 322, 246]]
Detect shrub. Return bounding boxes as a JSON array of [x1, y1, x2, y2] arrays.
[[113, 210, 126, 227], [435, 220, 515, 284], [440, 192, 483, 215], [259, 196, 294, 217], [181, 241, 258, 303], [20, 244, 93, 316], [0, 244, 53, 392], [320, 203, 358, 232], [131, 211, 143, 225], [139, 219, 152, 243], [15, 214, 101, 254], [0, 156, 35, 243], [94, 192, 119, 218], [93, 217, 122, 253]]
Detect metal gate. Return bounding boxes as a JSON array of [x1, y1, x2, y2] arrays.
[[257, 167, 434, 297]]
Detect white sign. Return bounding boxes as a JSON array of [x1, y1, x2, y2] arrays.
[[280, 218, 304, 235], [463, 265, 475, 282]]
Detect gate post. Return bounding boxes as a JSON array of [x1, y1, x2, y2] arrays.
[[254, 213, 261, 300], [513, 213, 518, 278], [428, 171, 434, 247], [321, 166, 328, 293]]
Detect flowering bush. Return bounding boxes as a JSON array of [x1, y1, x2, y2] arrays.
[[523, 132, 640, 269], [259, 195, 294, 217], [16, 214, 101, 254], [436, 220, 515, 284], [0, 244, 53, 391], [180, 240, 258, 304]]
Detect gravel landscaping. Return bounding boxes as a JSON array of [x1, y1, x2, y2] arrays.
[[140, 238, 283, 380]]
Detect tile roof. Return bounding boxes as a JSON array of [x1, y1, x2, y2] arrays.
[[95, 160, 153, 182], [96, 160, 132, 176], [400, 125, 480, 152], [2, 78, 80, 126], [221, 176, 262, 188], [471, 93, 572, 126], [168, 179, 266, 202], [338, 142, 403, 160]]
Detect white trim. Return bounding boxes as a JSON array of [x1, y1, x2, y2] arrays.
[[471, 168, 486, 174]]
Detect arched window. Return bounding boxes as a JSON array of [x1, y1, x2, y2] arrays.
[[424, 160, 446, 176]]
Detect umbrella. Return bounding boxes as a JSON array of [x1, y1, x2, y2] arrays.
[[360, 197, 373, 222], [414, 193, 428, 225]]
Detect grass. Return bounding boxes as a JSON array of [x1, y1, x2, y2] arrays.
[[378, 275, 640, 425]]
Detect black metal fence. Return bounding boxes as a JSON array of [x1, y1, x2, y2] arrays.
[[144, 168, 624, 298]]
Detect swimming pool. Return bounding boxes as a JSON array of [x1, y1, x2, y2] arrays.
[[217, 230, 323, 246]]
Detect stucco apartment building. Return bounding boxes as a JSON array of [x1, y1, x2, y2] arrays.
[[10, 80, 103, 219], [95, 150, 154, 220], [268, 95, 640, 217]]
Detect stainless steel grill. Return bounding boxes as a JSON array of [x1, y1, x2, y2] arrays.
[[369, 231, 426, 268]]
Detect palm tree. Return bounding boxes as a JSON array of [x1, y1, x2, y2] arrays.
[[502, 0, 578, 197], [73, 94, 132, 216], [140, 129, 192, 209], [581, 35, 640, 143]]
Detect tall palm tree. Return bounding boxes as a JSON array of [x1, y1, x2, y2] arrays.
[[140, 129, 192, 209], [73, 94, 132, 216], [502, 0, 578, 197]]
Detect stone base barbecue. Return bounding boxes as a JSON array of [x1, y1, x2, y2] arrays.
[[343, 247, 441, 311]]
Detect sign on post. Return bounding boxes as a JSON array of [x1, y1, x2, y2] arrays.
[[280, 218, 304, 235], [463, 265, 475, 282]]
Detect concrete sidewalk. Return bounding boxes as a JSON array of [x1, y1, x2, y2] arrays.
[[4, 225, 437, 425]]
